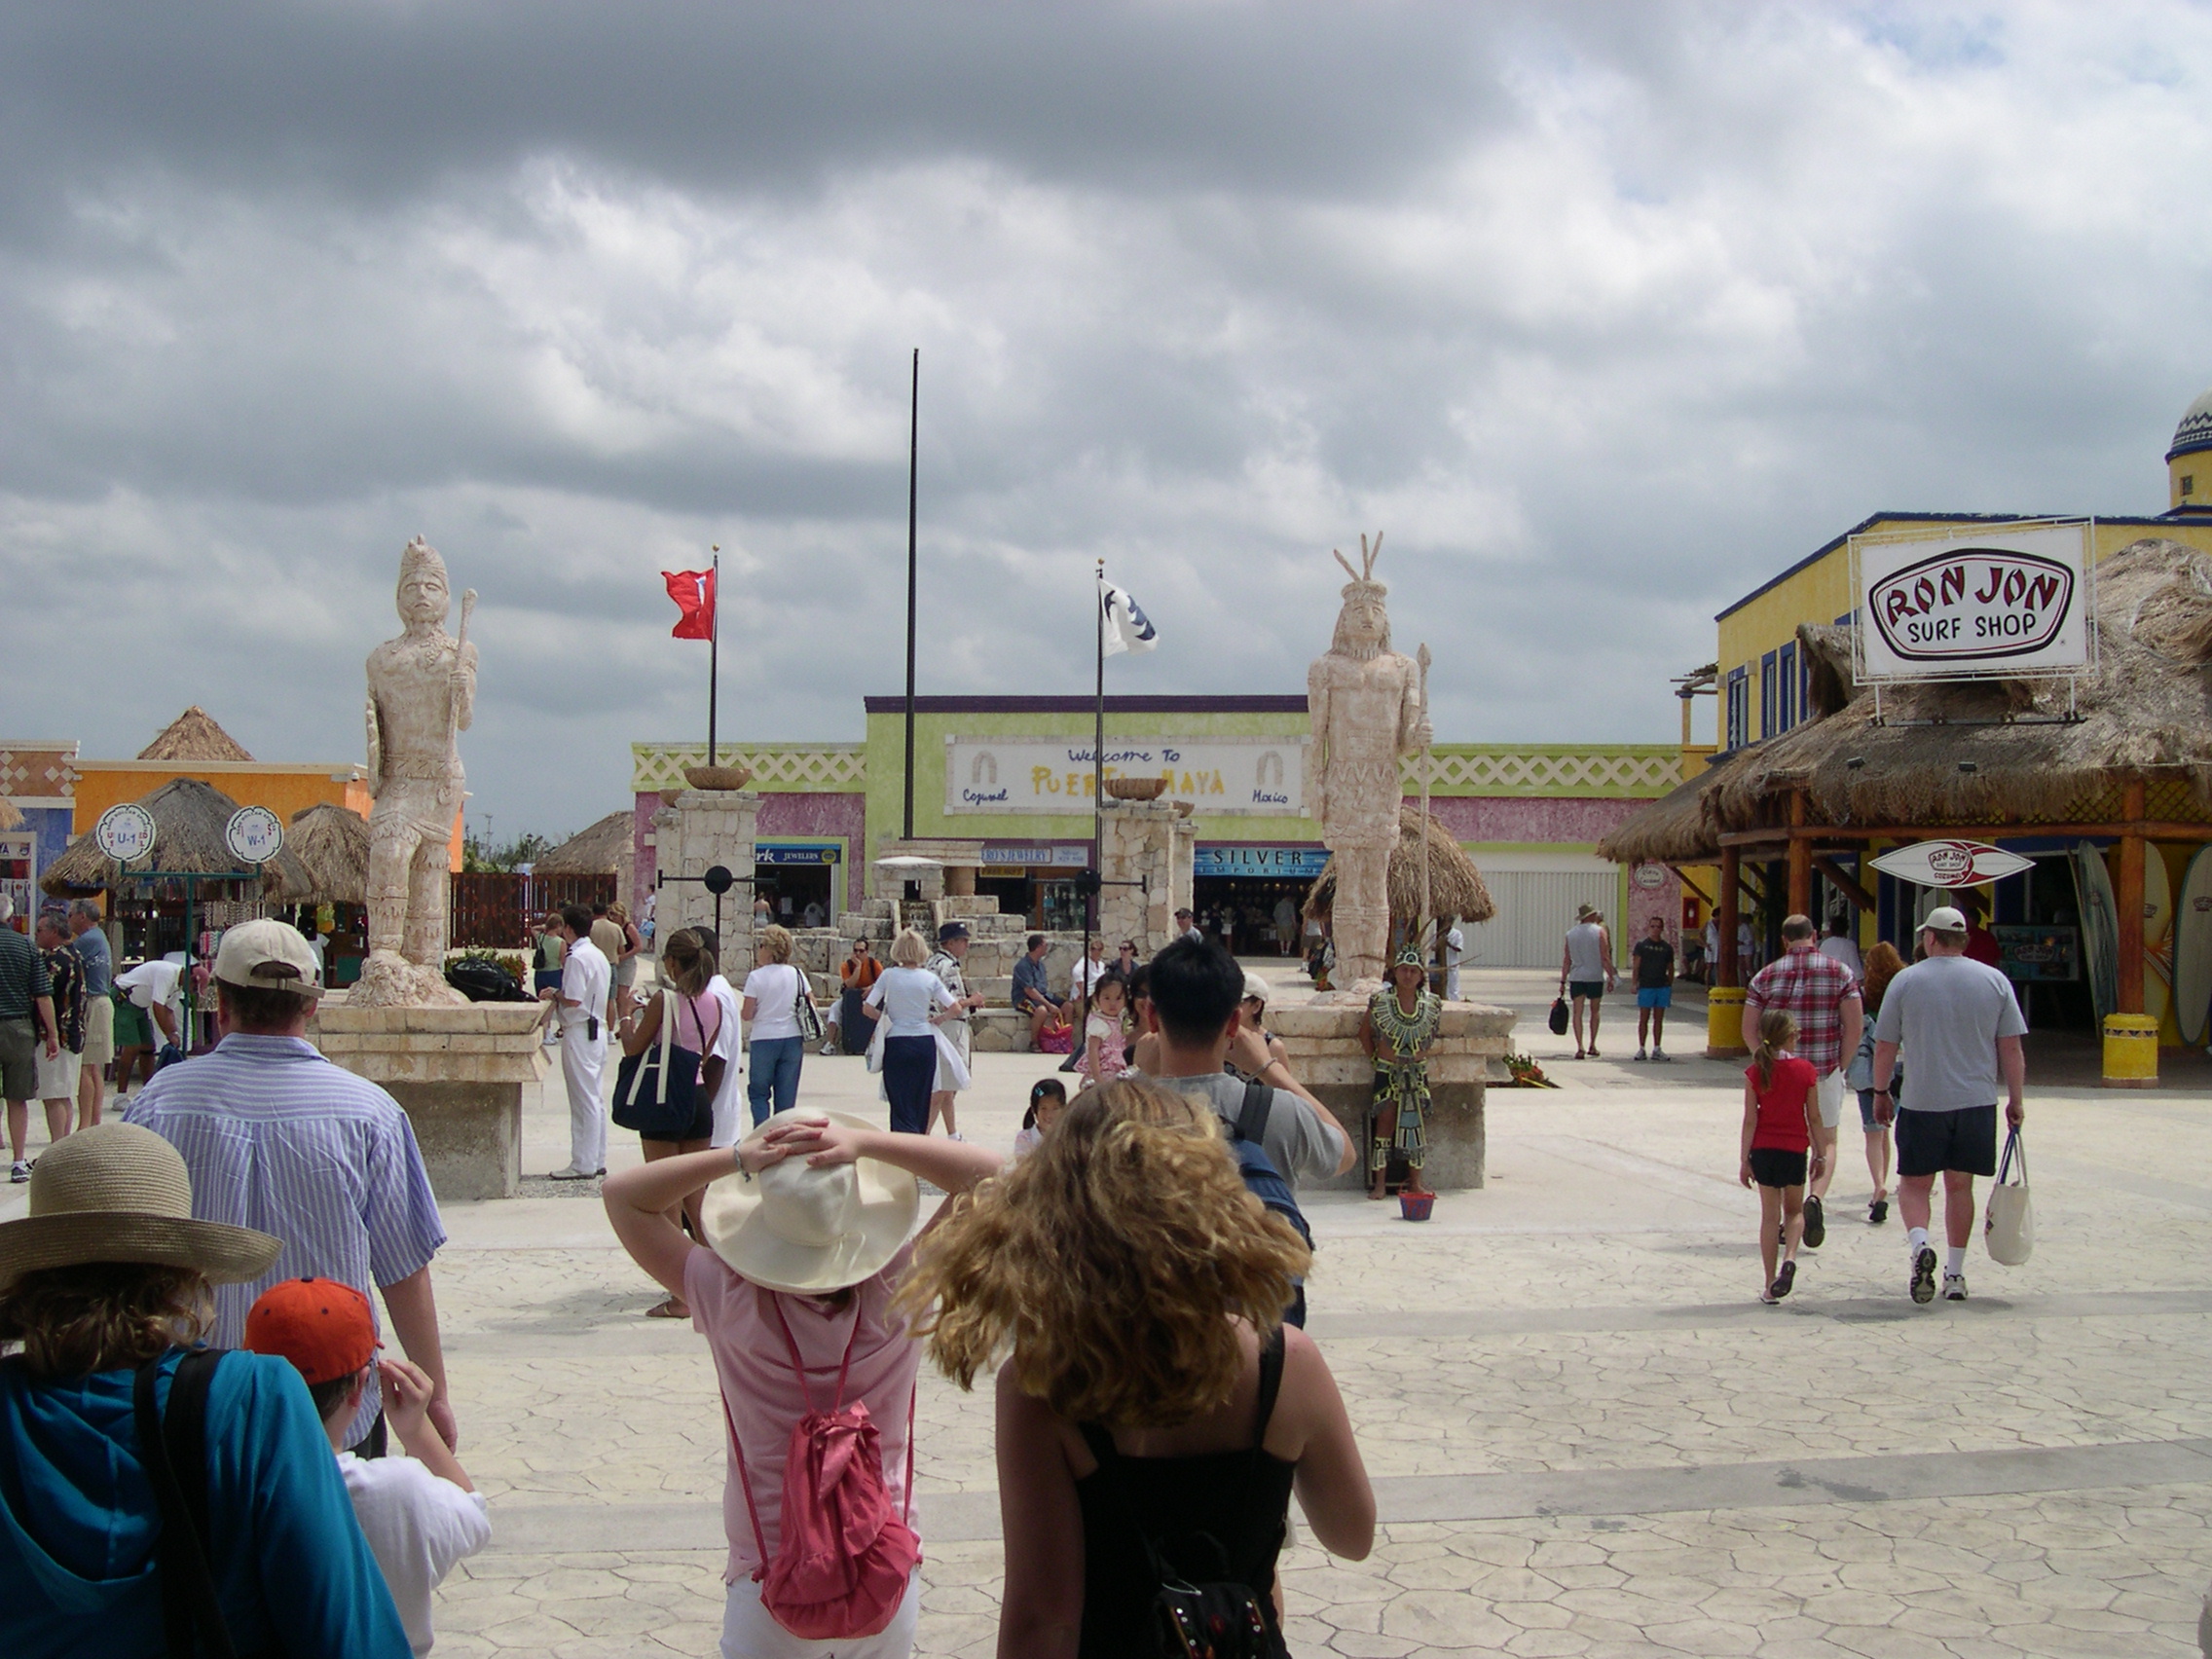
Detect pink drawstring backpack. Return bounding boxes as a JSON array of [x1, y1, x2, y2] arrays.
[[724, 1288, 920, 1639]]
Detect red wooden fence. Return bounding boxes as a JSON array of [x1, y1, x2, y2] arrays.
[[449, 873, 617, 948]]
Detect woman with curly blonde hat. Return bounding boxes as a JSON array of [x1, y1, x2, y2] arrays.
[[899, 1079, 1374, 1657]]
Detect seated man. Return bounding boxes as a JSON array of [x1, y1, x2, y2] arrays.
[[1011, 934, 1057, 1047]]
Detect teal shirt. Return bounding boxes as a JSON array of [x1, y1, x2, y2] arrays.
[[0, 1347, 411, 1657]]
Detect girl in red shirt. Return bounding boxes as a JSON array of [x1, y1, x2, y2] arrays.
[[1740, 1010, 1825, 1304]]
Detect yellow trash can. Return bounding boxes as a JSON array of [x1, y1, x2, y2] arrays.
[[1707, 986, 1749, 1060], [2102, 1014, 2159, 1088]]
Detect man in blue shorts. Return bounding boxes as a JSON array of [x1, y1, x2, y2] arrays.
[[1630, 915, 1676, 1061], [1871, 905, 2027, 1305]]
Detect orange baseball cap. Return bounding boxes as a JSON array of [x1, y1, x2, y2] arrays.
[[243, 1276, 379, 1385]]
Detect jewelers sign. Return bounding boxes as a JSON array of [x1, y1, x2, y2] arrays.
[[945, 736, 1307, 816], [1853, 521, 2089, 682]]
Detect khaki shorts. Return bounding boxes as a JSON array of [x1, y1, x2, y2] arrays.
[[0, 1019, 35, 1102], [80, 995, 115, 1065], [1814, 1067, 1848, 1130], [36, 1046, 81, 1102]]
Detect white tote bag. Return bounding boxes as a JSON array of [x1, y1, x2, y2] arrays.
[[1984, 1126, 2034, 1266]]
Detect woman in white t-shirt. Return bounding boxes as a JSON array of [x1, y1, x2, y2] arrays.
[[862, 929, 960, 1135], [742, 926, 815, 1127]]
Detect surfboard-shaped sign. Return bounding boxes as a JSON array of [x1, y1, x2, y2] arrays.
[[1868, 839, 2035, 889]]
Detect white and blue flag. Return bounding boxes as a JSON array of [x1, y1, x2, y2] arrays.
[[1101, 581, 1158, 656]]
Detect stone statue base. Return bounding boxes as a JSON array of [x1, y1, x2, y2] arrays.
[[1269, 998, 1515, 1191], [347, 950, 467, 1010], [310, 1000, 548, 1199]]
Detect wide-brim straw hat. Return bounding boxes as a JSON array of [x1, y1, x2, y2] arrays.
[[0, 1123, 283, 1290], [700, 1109, 919, 1295]]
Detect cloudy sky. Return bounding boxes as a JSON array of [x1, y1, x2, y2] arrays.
[[7, 2, 2212, 838]]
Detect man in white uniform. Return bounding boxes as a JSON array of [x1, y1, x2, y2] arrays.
[[539, 903, 609, 1179], [1442, 922, 1465, 1001], [702, 929, 747, 1147]]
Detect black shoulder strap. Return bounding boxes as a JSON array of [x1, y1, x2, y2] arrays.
[[133, 1350, 240, 1659], [169, 1348, 222, 1553], [1235, 1080, 1272, 1145], [1250, 1324, 1286, 1449]]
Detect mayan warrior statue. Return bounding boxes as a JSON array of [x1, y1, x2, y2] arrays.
[[1308, 533, 1429, 990], [355, 536, 477, 1006]]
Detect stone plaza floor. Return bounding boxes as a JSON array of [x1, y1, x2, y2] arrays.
[[13, 964, 2212, 1655]]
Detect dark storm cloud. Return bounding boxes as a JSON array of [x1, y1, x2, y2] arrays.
[[4, 3, 2212, 835]]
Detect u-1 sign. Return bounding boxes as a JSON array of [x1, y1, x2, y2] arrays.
[[1855, 522, 2088, 681]]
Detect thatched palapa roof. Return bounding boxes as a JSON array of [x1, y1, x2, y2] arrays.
[[0, 798, 21, 832], [286, 802, 371, 905], [1305, 806, 1496, 924], [138, 707, 254, 762], [1597, 537, 2212, 865], [532, 811, 631, 876], [41, 777, 313, 899]]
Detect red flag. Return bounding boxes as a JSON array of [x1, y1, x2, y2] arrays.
[[662, 568, 716, 640]]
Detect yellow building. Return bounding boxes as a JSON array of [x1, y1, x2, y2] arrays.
[[70, 707, 451, 865], [1714, 392, 2212, 753]]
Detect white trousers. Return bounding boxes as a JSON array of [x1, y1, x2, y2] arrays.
[[720, 1569, 919, 1659], [1445, 967, 1461, 1001], [561, 1024, 608, 1173]]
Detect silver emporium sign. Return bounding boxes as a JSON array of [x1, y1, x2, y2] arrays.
[[946, 736, 1307, 816], [1853, 521, 2090, 682]]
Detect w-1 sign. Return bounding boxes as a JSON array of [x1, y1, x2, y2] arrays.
[[1853, 521, 2089, 682]]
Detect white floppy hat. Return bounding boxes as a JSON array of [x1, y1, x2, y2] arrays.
[[0, 1123, 283, 1291], [699, 1110, 919, 1295]]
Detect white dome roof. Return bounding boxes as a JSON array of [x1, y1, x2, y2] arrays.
[[2169, 387, 2212, 460]]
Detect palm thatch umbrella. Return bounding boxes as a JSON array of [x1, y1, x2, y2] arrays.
[[532, 811, 632, 876], [1601, 538, 2212, 868], [285, 802, 371, 905], [40, 777, 313, 900], [1304, 806, 1496, 926], [0, 797, 21, 832], [137, 706, 254, 762]]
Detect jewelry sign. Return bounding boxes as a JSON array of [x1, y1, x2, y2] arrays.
[[1852, 521, 2089, 682]]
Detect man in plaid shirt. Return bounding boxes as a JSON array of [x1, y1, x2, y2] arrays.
[[1744, 913, 1862, 1252]]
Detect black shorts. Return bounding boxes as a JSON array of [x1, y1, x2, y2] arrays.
[[1895, 1105, 1998, 1178], [637, 1092, 715, 1144], [1568, 979, 1604, 1001], [1748, 1147, 1808, 1190]]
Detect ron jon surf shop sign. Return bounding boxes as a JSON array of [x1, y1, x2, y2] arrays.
[[1853, 522, 2089, 682]]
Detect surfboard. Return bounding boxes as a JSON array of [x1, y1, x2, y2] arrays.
[[2073, 842, 2118, 1024], [2174, 846, 2212, 1047], [2143, 847, 2172, 1029]]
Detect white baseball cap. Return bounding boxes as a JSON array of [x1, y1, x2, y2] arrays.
[[1923, 905, 1970, 935], [213, 918, 325, 997]]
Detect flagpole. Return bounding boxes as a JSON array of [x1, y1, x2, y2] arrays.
[[903, 349, 919, 842], [1092, 560, 1105, 969], [709, 549, 720, 768]]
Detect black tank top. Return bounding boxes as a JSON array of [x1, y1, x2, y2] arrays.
[[1074, 1327, 1297, 1657]]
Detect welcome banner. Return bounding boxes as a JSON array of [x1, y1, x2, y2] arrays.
[[944, 736, 1308, 816]]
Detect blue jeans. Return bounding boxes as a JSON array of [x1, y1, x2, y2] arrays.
[[747, 1036, 804, 1124], [882, 1036, 937, 1135]]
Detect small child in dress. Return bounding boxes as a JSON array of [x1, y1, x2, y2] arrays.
[[245, 1277, 491, 1656], [1013, 1077, 1067, 1159], [1078, 973, 1129, 1090], [1739, 1011, 1825, 1304]]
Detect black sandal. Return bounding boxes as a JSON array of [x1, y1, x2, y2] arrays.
[[1770, 1261, 1796, 1301]]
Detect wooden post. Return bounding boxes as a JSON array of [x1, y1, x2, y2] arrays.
[[1718, 845, 1741, 987], [2118, 776, 2147, 1016], [1787, 792, 1813, 919]]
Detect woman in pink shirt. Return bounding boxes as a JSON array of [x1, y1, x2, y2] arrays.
[[603, 1111, 999, 1659]]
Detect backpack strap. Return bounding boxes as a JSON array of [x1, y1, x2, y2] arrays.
[[763, 1287, 866, 1413], [1235, 1080, 1272, 1146], [1249, 1324, 1287, 1450], [169, 1347, 222, 1552], [718, 1388, 773, 1585], [132, 1350, 240, 1659]]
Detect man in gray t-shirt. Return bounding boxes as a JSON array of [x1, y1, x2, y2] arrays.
[[1871, 904, 2027, 1306], [1136, 939, 1351, 1189], [1558, 905, 1615, 1058]]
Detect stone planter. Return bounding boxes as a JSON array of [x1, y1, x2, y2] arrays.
[[310, 1001, 549, 1201], [683, 764, 754, 791]]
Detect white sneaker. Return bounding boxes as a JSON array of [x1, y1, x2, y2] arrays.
[[1633, 1048, 1647, 1061], [1943, 1272, 1969, 1302], [1652, 1049, 1672, 1062], [10, 1161, 30, 1184]]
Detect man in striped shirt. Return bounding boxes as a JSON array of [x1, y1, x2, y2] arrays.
[[128, 918, 455, 1454]]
